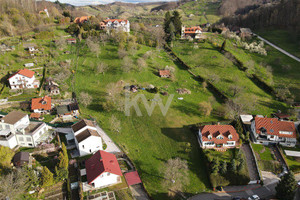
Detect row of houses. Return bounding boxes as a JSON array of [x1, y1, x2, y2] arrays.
[[198, 115, 297, 150], [74, 16, 130, 33]]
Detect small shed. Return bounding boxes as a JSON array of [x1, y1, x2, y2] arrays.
[[66, 38, 77, 44], [124, 171, 142, 186], [13, 152, 30, 167], [159, 70, 170, 78], [30, 113, 41, 120], [24, 63, 34, 67]]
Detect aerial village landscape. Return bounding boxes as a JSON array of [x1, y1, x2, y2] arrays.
[[0, 0, 299, 200]]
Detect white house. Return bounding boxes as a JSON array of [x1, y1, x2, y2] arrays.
[[0, 111, 51, 149], [31, 96, 52, 114], [9, 69, 40, 90], [181, 26, 202, 39], [71, 119, 103, 157], [251, 116, 297, 147], [100, 19, 130, 33], [85, 150, 122, 188], [198, 125, 239, 149]]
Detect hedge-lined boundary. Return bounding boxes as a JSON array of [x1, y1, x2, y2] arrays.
[[164, 44, 229, 103]]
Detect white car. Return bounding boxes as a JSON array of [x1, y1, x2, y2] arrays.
[[248, 195, 260, 200]]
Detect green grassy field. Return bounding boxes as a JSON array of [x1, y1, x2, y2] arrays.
[[71, 42, 226, 198], [252, 144, 273, 161], [172, 37, 287, 115], [255, 29, 300, 58]]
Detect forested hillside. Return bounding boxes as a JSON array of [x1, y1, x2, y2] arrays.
[[220, 0, 300, 33]]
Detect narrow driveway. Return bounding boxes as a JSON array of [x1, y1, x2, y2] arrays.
[[95, 125, 121, 154], [253, 33, 300, 63], [241, 144, 260, 181]]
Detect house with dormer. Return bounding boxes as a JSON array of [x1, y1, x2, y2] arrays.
[[198, 125, 239, 149], [100, 19, 130, 32], [85, 150, 122, 188], [31, 96, 52, 114], [71, 119, 103, 157], [181, 26, 202, 39], [250, 116, 297, 147], [8, 69, 40, 90]]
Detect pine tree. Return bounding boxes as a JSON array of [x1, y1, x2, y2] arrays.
[[164, 11, 172, 35], [211, 158, 220, 175], [219, 161, 227, 174], [41, 166, 54, 188], [169, 22, 175, 41], [228, 158, 236, 172], [220, 39, 227, 51], [276, 171, 297, 200], [172, 10, 182, 36]]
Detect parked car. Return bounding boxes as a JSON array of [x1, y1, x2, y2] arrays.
[[248, 194, 260, 200]]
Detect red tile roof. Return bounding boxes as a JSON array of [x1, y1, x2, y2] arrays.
[[200, 125, 239, 144], [30, 113, 41, 119], [9, 68, 35, 79], [184, 26, 202, 34], [255, 117, 296, 138], [85, 150, 122, 184], [124, 171, 142, 186], [74, 16, 90, 24], [159, 70, 170, 76], [31, 96, 51, 110]]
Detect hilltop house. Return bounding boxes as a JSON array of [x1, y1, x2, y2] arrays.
[[85, 150, 122, 188], [100, 19, 130, 32], [198, 125, 239, 149], [181, 26, 202, 39], [8, 68, 40, 90], [74, 16, 91, 24], [0, 111, 51, 149], [44, 78, 60, 95], [251, 116, 297, 147], [31, 96, 52, 114], [71, 119, 103, 157]]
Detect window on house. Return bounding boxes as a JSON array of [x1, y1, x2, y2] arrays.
[[107, 173, 110, 176], [26, 137, 32, 142], [228, 135, 232, 139], [19, 137, 24, 142], [28, 143, 33, 146], [208, 135, 212, 139], [89, 149, 92, 153], [82, 145, 84, 149]]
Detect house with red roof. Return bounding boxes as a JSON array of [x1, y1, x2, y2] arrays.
[[198, 125, 239, 149], [74, 16, 91, 24], [159, 70, 170, 78], [8, 69, 40, 90], [251, 116, 297, 147], [71, 119, 103, 157], [85, 150, 122, 188], [31, 96, 52, 114], [181, 26, 202, 39], [100, 19, 130, 32]]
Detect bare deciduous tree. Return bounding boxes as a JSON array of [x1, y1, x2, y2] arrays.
[[96, 63, 108, 74], [86, 37, 100, 58], [78, 92, 92, 107], [121, 56, 134, 73], [162, 158, 189, 198], [199, 101, 213, 116], [110, 115, 121, 133]]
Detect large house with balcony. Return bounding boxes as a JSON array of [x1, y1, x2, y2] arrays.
[[71, 119, 103, 157], [85, 150, 122, 189], [251, 116, 297, 147], [100, 19, 130, 32], [0, 111, 51, 149], [8, 69, 40, 89], [198, 125, 239, 149]]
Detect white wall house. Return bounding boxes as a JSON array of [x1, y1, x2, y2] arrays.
[[0, 111, 51, 149], [100, 19, 130, 33], [251, 116, 297, 147], [198, 125, 239, 149], [9, 69, 39, 90], [71, 119, 103, 157], [85, 150, 122, 189]]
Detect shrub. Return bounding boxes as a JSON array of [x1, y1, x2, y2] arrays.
[[35, 31, 55, 39]]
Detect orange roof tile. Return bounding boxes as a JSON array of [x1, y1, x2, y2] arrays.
[[9, 68, 35, 79], [159, 70, 170, 76], [30, 113, 41, 119], [255, 117, 297, 138], [31, 96, 51, 110], [200, 125, 239, 144], [103, 19, 128, 24], [74, 16, 91, 24]]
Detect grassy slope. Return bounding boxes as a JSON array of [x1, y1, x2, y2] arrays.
[[172, 38, 286, 115], [74, 43, 222, 198]]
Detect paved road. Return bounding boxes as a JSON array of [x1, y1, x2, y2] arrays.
[[95, 125, 121, 154], [254, 33, 300, 63], [189, 171, 280, 200]]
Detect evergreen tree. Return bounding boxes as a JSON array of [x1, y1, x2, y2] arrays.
[[220, 39, 227, 51], [219, 161, 227, 174], [41, 167, 54, 188], [169, 22, 176, 41], [164, 11, 172, 35], [228, 158, 236, 172], [211, 158, 220, 175], [276, 171, 297, 200], [25, 167, 39, 191], [172, 10, 182, 36]]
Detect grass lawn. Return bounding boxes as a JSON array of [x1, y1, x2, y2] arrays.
[[172, 38, 287, 115], [72, 41, 224, 199], [255, 29, 300, 58], [281, 147, 300, 173], [251, 143, 281, 174]]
